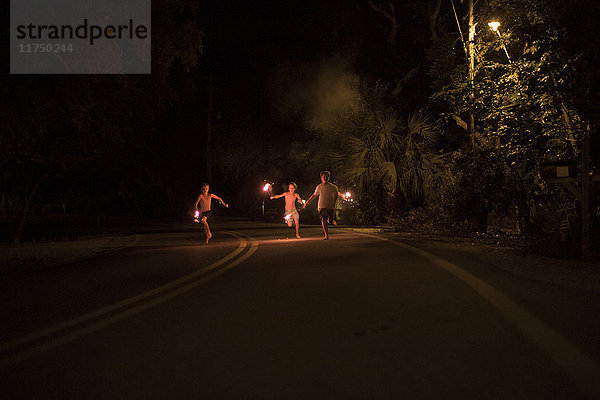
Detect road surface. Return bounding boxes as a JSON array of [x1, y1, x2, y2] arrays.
[[1, 221, 599, 399]]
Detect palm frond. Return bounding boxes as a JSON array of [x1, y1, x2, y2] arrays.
[[375, 111, 401, 152], [380, 161, 398, 191], [407, 112, 437, 153]]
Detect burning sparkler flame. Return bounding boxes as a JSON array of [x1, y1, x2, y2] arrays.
[[194, 210, 200, 223], [263, 183, 271, 192]]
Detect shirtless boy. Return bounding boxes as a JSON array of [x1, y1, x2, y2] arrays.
[[194, 183, 228, 243], [270, 182, 304, 239]]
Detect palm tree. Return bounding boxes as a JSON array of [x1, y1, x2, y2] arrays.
[[396, 112, 452, 206], [329, 111, 399, 222], [330, 110, 451, 222]]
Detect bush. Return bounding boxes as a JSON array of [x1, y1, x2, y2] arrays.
[[438, 151, 521, 234]]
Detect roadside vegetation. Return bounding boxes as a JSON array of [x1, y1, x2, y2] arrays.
[[2, 0, 598, 259]]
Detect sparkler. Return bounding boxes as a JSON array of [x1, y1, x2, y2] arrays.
[[261, 181, 273, 217], [193, 210, 200, 223], [284, 213, 294, 227]]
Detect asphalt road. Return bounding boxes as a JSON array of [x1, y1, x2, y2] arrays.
[[1, 221, 599, 399]]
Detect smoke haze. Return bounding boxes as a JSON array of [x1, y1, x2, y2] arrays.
[[269, 56, 361, 130]]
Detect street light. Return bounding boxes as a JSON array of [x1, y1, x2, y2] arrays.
[[488, 21, 500, 32], [488, 21, 511, 63]]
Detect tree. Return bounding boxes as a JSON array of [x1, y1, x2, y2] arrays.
[[429, 0, 597, 233], [2, 0, 205, 243], [362, 0, 443, 99], [328, 83, 450, 223]]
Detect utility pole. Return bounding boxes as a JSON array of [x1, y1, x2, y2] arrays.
[[581, 131, 590, 260], [468, 0, 476, 148], [540, 126, 598, 261], [206, 76, 213, 183]]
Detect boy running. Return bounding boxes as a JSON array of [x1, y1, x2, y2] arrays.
[[303, 170, 345, 240], [194, 183, 228, 243], [270, 182, 304, 239]]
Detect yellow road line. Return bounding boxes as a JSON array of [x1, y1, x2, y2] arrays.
[[0, 232, 256, 367], [351, 231, 600, 398]]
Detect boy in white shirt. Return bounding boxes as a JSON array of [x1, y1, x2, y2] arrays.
[[303, 171, 345, 240]]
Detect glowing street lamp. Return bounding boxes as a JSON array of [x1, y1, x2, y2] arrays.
[[488, 21, 511, 63], [488, 21, 500, 32]]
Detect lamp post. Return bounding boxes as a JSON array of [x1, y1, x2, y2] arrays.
[[452, 2, 512, 149], [468, 0, 476, 148], [488, 21, 511, 63]]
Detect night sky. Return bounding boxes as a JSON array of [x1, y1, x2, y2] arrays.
[[197, 1, 373, 122]]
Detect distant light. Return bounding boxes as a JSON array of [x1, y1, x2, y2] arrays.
[[488, 21, 501, 32]]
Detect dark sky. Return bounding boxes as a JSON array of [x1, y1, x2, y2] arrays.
[[196, 1, 375, 121]]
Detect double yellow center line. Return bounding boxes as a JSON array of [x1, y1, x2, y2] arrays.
[[0, 231, 258, 369], [351, 231, 600, 399]]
